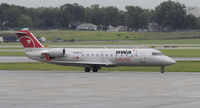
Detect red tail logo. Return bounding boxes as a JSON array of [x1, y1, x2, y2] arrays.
[[16, 30, 43, 48]]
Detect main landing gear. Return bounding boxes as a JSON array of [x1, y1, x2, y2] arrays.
[[160, 66, 165, 73], [85, 66, 101, 72], [85, 67, 91, 72]]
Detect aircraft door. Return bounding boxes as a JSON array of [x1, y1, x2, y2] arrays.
[[140, 52, 146, 63], [100, 50, 105, 62]]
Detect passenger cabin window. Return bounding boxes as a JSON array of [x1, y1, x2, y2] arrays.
[[152, 52, 164, 56]]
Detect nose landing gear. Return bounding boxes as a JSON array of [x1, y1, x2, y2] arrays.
[[160, 66, 165, 73]]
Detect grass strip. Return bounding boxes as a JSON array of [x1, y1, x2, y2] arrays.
[[2, 39, 200, 46], [160, 49, 200, 57], [0, 61, 199, 72]]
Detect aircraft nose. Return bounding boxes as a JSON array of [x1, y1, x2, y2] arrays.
[[159, 56, 176, 66], [169, 58, 176, 65], [165, 57, 176, 65]]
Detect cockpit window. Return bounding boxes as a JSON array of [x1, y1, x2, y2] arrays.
[[152, 52, 164, 56]]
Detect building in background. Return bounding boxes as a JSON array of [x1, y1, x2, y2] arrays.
[[107, 25, 127, 32], [0, 34, 17, 42], [37, 37, 46, 42], [0, 37, 3, 42], [107, 25, 116, 32], [3, 36, 17, 42], [77, 23, 97, 31], [147, 23, 161, 32]]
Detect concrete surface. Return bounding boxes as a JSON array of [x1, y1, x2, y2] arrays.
[[174, 57, 200, 61], [0, 56, 37, 63], [0, 71, 200, 108], [0, 49, 24, 52]]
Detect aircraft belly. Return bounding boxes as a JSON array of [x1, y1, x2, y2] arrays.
[[50, 62, 85, 67]]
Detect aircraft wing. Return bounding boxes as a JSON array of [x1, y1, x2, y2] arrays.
[[50, 61, 115, 66]]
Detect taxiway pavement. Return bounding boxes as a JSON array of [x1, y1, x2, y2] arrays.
[[0, 71, 200, 108], [0, 56, 37, 63]]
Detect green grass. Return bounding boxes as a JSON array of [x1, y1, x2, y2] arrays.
[[0, 61, 199, 72], [160, 49, 200, 57], [1, 30, 200, 44], [31, 30, 200, 41], [1, 40, 200, 45], [2, 39, 200, 46], [0, 43, 20, 46], [43, 39, 200, 45]]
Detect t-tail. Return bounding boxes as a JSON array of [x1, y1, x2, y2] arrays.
[[16, 30, 65, 62], [16, 30, 44, 48]]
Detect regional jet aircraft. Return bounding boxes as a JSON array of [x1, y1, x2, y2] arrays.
[[16, 30, 176, 73]]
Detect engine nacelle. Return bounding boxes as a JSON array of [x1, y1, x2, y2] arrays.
[[42, 48, 65, 57]]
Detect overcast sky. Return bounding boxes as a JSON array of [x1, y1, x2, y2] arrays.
[[0, 0, 199, 10]]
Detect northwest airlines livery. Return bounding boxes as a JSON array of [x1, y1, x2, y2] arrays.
[[16, 30, 176, 73]]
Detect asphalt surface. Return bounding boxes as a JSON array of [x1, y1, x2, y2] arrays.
[[0, 71, 200, 108], [0, 56, 199, 63], [0, 56, 37, 63]]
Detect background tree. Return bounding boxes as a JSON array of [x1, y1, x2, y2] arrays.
[[154, 0, 187, 30], [125, 6, 149, 31], [18, 14, 32, 27], [184, 14, 199, 29], [0, 2, 200, 30], [1, 5, 21, 28], [38, 7, 59, 28], [85, 5, 104, 29], [60, 3, 85, 29], [103, 6, 121, 26]]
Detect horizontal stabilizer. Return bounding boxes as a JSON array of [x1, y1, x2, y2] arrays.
[[16, 32, 28, 35]]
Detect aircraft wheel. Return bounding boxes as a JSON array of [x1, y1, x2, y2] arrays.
[[92, 68, 98, 72], [85, 68, 91, 72]]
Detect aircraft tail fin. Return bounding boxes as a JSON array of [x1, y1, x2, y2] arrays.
[[16, 30, 44, 48]]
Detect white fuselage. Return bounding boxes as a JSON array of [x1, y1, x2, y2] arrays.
[[25, 48, 176, 67], [15, 30, 176, 72]]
